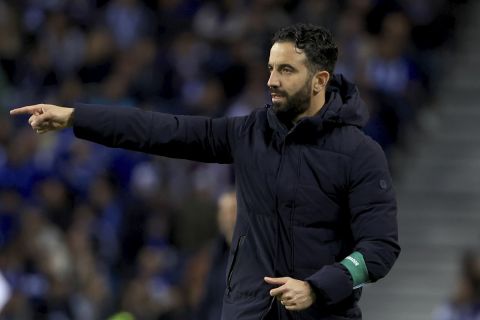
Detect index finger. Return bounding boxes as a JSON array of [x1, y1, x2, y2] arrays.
[[10, 105, 44, 116], [264, 277, 290, 285]]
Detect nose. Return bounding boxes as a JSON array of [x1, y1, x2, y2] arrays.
[[267, 70, 280, 88]]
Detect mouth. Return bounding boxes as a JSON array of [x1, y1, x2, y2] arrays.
[[270, 93, 285, 102]]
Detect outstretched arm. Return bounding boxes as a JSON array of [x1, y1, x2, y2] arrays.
[[11, 104, 240, 163]]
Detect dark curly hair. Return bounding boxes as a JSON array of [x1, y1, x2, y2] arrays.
[[272, 23, 338, 75]]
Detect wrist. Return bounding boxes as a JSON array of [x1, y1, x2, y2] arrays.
[[310, 285, 316, 303], [340, 251, 370, 288], [66, 108, 75, 127]]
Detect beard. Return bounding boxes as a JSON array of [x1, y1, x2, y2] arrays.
[[271, 78, 311, 124]]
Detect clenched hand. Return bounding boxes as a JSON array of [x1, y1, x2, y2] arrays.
[[264, 276, 316, 311], [10, 104, 74, 134]]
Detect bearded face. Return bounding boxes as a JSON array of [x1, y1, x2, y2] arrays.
[[267, 42, 315, 123], [270, 75, 312, 121]]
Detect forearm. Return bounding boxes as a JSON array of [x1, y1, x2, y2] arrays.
[[73, 104, 235, 163], [305, 203, 399, 306]]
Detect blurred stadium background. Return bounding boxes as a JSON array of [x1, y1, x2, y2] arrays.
[[0, 0, 479, 319]]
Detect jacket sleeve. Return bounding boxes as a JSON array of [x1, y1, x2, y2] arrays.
[[347, 138, 400, 281], [306, 137, 400, 306], [72, 104, 240, 163]]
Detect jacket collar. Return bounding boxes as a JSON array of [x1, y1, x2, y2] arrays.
[[266, 91, 335, 138], [266, 74, 368, 138]]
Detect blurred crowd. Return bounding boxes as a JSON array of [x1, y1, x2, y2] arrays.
[[433, 249, 480, 320], [0, 0, 470, 319]]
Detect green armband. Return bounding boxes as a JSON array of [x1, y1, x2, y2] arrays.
[[108, 312, 134, 320], [340, 251, 370, 289]]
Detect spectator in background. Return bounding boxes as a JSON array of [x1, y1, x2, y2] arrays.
[[334, 3, 373, 83], [362, 11, 425, 153], [0, 189, 22, 250], [293, 0, 339, 29], [66, 204, 113, 319], [193, 0, 248, 42], [40, 10, 86, 77], [0, 1, 21, 105], [78, 27, 115, 86], [119, 245, 182, 319], [0, 128, 41, 197], [4, 206, 74, 318], [0, 270, 11, 314], [88, 174, 123, 269], [36, 177, 74, 231], [104, 0, 153, 50], [15, 41, 59, 104], [195, 190, 237, 320], [433, 249, 480, 320]]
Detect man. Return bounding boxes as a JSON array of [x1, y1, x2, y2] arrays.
[[11, 24, 400, 319], [433, 249, 480, 320], [196, 190, 237, 320]]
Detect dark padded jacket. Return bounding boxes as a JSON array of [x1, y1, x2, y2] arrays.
[[73, 75, 400, 319]]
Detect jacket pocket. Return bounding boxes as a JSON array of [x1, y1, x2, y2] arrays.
[[226, 234, 246, 294]]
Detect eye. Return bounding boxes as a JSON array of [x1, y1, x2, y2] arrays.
[[281, 67, 293, 74]]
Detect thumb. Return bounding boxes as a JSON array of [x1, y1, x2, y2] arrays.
[[30, 112, 52, 127], [264, 277, 289, 285]]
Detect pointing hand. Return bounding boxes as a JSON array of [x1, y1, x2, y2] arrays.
[[10, 104, 74, 134]]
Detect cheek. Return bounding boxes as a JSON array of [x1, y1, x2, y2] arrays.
[[286, 77, 310, 94], [282, 77, 300, 90]]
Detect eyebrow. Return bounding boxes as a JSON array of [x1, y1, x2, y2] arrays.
[[268, 63, 297, 70]]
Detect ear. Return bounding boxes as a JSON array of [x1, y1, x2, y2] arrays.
[[312, 71, 330, 94]]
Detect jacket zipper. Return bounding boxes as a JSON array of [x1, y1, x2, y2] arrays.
[[269, 138, 284, 318], [260, 296, 276, 320], [290, 147, 302, 274], [289, 198, 295, 274], [274, 137, 286, 269]]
